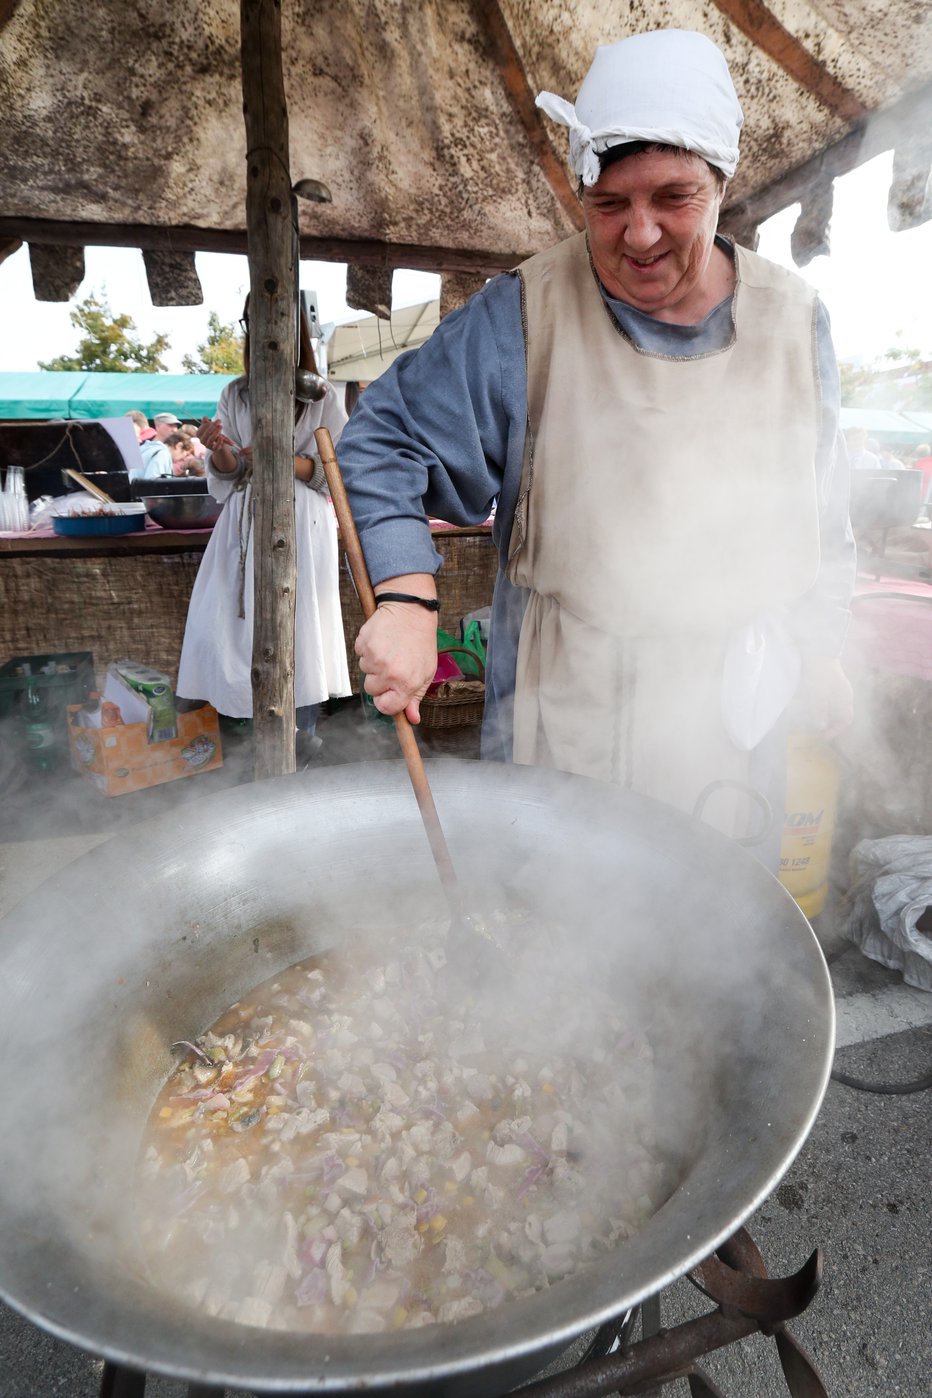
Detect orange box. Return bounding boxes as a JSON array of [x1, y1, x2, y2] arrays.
[[67, 703, 223, 796]]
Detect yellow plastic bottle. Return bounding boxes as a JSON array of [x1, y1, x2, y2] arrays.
[[779, 733, 841, 919]]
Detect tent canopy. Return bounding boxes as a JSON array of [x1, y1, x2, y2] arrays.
[[327, 302, 440, 382], [1, 1, 931, 307], [839, 406, 931, 443], [0, 371, 86, 420], [0, 371, 236, 421]]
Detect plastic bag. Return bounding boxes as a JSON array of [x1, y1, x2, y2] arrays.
[[720, 612, 800, 751], [436, 624, 485, 677], [847, 836, 932, 991]]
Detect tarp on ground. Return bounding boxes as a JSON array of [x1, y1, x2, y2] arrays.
[[0, 371, 87, 419]]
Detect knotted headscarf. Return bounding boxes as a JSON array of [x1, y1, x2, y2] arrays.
[[536, 30, 743, 187]]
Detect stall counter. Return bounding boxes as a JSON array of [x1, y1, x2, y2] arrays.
[[0, 523, 497, 696]]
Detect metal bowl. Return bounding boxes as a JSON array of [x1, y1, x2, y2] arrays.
[[142, 493, 222, 530], [0, 761, 833, 1397]]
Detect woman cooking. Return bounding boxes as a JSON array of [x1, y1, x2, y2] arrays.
[[176, 299, 350, 759], [333, 28, 855, 847]]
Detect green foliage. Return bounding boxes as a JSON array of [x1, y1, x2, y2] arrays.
[[38, 294, 169, 373], [182, 312, 245, 375], [840, 340, 932, 412]]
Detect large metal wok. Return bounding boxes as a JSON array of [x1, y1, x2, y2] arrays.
[[0, 759, 833, 1396]]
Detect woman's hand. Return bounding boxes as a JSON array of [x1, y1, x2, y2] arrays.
[[198, 417, 244, 475], [355, 577, 439, 723], [196, 416, 233, 452]]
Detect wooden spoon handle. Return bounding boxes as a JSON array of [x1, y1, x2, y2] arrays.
[[314, 427, 461, 904], [63, 467, 114, 503]]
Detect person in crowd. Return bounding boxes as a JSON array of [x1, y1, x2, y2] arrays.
[[165, 431, 205, 478], [876, 442, 904, 469], [909, 442, 932, 517], [334, 28, 855, 847], [176, 298, 350, 764], [125, 408, 172, 479], [846, 428, 881, 471], [180, 422, 208, 460], [153, 411, 183, 443]]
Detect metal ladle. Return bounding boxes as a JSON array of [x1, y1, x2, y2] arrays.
[[314, 427, 506, 964]]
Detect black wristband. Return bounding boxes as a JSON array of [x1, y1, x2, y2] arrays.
[[375, 592, 441, 612]]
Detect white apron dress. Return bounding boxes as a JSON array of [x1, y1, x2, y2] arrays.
[[176, 379, 351, 718], [507, 234, 822, 834]]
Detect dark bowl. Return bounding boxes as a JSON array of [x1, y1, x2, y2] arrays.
[[142, 494, 222, 530], [132, 476, 209, 497]]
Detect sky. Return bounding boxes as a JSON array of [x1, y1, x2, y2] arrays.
[[0, 150, 930, 374]]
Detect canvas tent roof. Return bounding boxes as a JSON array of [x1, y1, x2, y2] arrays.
[[0, 371, 236, 421], [839, 407, 932, 444], [1, 0, 931, 311], [327, 302, 441, 382], [0, 372, 83, 420]]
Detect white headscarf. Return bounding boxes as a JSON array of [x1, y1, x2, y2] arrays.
[[536, 30, 743, 187]]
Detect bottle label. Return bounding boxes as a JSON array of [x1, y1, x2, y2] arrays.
[[25, 727, 55, 750]]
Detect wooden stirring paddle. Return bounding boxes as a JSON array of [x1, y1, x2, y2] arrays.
[[314, 427, 506, 961], [63, 468, 115, 503]]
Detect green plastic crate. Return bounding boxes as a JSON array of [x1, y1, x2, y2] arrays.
[[0, 652, 95, 728]]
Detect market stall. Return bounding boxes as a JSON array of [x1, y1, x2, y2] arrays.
[[0, 519, 497, 698]]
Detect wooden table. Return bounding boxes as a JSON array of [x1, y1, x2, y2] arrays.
[[0, 523, 497, 694]]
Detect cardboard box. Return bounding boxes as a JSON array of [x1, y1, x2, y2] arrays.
[[67, 703, 223, 796]]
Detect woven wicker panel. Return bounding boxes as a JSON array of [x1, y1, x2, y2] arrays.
[[340, 528, 497, 692], [0, 553, 201, 687], [1, 528, 497, 700]]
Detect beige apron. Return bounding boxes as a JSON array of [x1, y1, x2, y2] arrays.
[[507, 233, 822, 832]]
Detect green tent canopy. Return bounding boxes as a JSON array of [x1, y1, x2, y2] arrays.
[[839, 406, 928, 444], [0, 371, 88, 419], [0, 371, 236, 421]]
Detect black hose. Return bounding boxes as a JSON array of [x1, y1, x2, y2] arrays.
[[830, 1067, 932, 1095]]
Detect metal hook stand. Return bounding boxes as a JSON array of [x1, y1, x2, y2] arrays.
[[516, 1228, 826, 1397]]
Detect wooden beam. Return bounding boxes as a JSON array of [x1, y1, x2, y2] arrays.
[[28, 242, 85, 301], [710, 0, 866, 121], [0, 0, 23, 31], [720, 78, 932, 234], [888, 134, 932, 231], [440, 272, 488, 318], [345, 263, 392, 319], [241, 0, 297, 781], [472, 0, 584, 231], [0, 216, 526, 276], [142, 249, 203, 305]]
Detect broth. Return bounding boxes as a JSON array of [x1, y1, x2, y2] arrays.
[[137, 919, 665, 1334]]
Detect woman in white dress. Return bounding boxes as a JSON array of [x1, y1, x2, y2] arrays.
[[176, 317, 350, 751]]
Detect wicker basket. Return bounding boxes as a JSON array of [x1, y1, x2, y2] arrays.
[[418, 645, 485, 730]]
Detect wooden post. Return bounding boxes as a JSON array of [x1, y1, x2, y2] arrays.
[[240, 0, 296, 779]]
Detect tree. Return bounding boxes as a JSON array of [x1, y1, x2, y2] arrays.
[[182, 312, 245, 375], [39, 294, 169, 372], [840, 344, 932, 412]]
